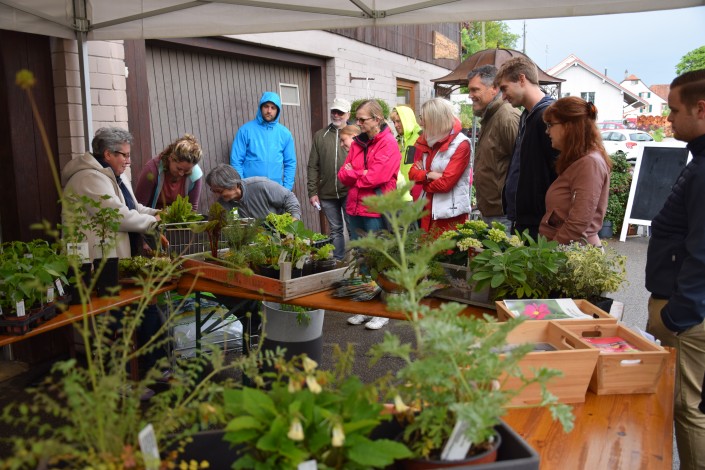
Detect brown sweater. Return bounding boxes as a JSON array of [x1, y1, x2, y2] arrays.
[[539, 150, 610, 245]]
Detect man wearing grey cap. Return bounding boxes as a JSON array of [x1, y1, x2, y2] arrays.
[[307, 98, 352, 261]]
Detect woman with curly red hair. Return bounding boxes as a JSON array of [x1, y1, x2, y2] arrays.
[[539, 97, 612, 246]]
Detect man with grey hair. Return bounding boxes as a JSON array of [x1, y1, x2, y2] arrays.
[[467, 65, 520, 229], [307, 98, 353, 261], [206, 164, 301, 220]]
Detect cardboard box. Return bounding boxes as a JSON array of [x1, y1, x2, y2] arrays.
[[182, 257, 348, 301], [558, 323, 668, 395], [495, 299, 617, 325], [503, 321, 600, 405]]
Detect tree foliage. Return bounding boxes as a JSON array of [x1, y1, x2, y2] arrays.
[[676, 45, 705, 75], [461, 21, 520, 60]]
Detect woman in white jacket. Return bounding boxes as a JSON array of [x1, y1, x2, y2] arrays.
[[61, 127, 160, 260]]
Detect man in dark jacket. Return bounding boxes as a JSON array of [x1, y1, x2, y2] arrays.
[[307, 98, 352, 260], [495, 57, 559, 239], [645, 69, 705, 470]]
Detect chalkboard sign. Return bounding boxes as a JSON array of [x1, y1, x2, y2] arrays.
[[620, 143, 691, 241]]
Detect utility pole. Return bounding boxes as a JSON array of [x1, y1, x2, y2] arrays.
[[481, 21, 486, 49], [522, 20, 526, 53]]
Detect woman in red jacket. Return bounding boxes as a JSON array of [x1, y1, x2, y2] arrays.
[[337, 99, 401, 240], [408, 98, 472, 236]]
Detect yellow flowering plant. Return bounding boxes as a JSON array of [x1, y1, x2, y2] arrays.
[[435, 220, 523, 266], [222, 346, 412, 469]]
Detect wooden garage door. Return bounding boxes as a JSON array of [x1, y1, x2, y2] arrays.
[[145, 44, 318, 230]]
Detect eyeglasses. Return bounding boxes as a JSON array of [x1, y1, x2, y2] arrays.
[[113, 150, 131, 159], [545, 122, 563, 129], [331, 109, 346, 116], [356, 116, 374, 124]]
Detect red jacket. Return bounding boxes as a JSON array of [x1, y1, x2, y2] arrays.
[[337, 125, 400, 217], [409, 119, 472, 232]]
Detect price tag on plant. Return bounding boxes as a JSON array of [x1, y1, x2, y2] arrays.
[[55, 278, 65, 296], [297, 460, 317, 470], [47, 287, 55, 303], [440, 419, 473, 461], [16, 300, 26, 318], [138, 423, 161, 470], [67, 242, 90, 263]]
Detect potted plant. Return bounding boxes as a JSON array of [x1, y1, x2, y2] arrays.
[[604, 150, 632, 236], [260, 301, 326, 362], [470, 233, 568, 300], [554, 242, 627, 311], [221, 347, 413, 469], [353, 186, 574, 467]]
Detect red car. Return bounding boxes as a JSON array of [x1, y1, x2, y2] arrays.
[[597, 121, 626, 130]]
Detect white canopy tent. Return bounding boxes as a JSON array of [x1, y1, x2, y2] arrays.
[[1, 0, 704, 146], [2, 0, 703, 41]]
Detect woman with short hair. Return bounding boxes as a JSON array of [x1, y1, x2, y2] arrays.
[[408, 98, 472, 236], [539, 97, 612, 246]]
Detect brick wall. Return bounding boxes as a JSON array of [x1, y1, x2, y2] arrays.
[[51, 39, 128, 167]]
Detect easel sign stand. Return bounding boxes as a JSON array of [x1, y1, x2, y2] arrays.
[[619, 143, 691, 242]]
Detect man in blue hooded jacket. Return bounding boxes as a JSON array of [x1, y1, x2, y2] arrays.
[[230, 92, 297, 190]]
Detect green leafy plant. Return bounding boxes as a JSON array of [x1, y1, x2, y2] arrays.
[[160, 194, 204, 224], [313, 243, 335, 261], [223, 347, 412, 469], [353, 185, 573, 462], [470, 233, 568, 300], [554, 242, 627, 301], [435, 219, 522, 266], [605, 151, 632, 234], [118, 255, 178, 281]]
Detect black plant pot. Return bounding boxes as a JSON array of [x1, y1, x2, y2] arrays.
[[93, 257, 119, 297], [67, 262, 93, 305], [598, 220, 614, 239], [314, 258, 338, 273]]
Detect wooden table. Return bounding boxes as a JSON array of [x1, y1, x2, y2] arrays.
[[0, 285, 175, 348], [178, 273, 676, 470]]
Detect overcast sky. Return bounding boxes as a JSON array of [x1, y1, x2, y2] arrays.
[[504, 6, 705, 87]]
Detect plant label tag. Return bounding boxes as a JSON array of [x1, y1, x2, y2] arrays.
[[47, 287, 55, 303], [295, 254, 310, 270], [67, 242, 90, 263], [16, 300, 26, 318], [138, 423, 161, 470], [297, 460, 317, 470], [55, 279, 65, 296], [440, 419, 472, 461]]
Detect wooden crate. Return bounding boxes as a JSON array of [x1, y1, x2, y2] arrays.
[[558, 323, 669, 395], [503, 321, 600, 406], [182, 257, 348, 301], [495, 299, 617, 325]]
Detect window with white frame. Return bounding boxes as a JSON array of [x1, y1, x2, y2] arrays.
[[580, 92, 595, 102], [279, 84, 300, 106]]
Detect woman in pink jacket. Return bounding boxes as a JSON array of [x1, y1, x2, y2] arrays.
[[540, 97, 612, 246], [337, 99, 400, 240]]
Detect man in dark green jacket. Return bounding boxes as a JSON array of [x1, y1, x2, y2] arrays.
[[307, 98, 351, 260]]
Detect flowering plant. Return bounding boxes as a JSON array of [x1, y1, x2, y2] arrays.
[[222, 347, 412, 469], [435, 220, 522, 265]]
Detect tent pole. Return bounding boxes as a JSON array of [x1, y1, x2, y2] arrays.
[[74, 0, 93, 151], [77, 33, 93, 151]]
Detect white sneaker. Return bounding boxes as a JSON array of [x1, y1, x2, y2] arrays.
[[365, 317, 389, 330], [348, 314, 372, 325]]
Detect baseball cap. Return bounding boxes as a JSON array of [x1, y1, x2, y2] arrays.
[[330, 98, 351, 114]]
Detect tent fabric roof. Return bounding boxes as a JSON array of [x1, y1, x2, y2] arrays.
[[1, 0, 704, 41], [432, 48, 564, 86]]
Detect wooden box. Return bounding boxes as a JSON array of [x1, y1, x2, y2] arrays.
[[431, 262, 495, 309], [558, 323, 669, 395], [503, 321, 600, 406], [495, 299, 617, 325], [182, 257, 348, 301]]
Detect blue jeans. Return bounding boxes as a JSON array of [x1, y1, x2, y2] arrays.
[[320, 197, 351, 261], [348, 215, 385, 240]]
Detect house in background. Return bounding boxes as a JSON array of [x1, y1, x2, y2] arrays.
[[547, 54, 646, 123], [620, 74, 669, 123]]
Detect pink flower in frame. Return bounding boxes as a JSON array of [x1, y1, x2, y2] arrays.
[[523, 303, 550, 320]]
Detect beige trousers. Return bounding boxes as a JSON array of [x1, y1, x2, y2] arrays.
[[647, 296, 705, 470]]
